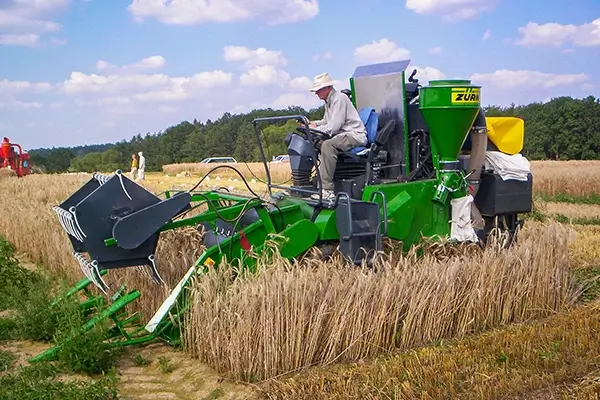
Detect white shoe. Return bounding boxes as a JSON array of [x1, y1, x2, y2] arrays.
[[310, 190, 335, 201]]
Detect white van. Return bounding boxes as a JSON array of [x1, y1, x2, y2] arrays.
[[200, 157, 237, 164], [271, 155, 289, 163]]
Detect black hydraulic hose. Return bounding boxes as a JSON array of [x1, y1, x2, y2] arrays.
[[184, 163, 287, 241], [187, 164, 262, 199]]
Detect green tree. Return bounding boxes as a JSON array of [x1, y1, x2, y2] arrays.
[[26, 96, 600, 173]]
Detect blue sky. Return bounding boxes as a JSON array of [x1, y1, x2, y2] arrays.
[[1, 0, 598, 150]]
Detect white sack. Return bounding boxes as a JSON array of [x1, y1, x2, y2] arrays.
[[484, 151, 531, 181], [450, 194, 478, 242]]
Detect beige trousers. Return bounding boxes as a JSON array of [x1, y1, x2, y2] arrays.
[[318, 133, 365, 191]]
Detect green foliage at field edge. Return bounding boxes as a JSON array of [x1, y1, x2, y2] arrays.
[[0, 235, 121, 398], [0, 362, 119, 399]]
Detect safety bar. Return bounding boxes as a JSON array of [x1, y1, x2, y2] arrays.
[[369, 190, 388, 237]]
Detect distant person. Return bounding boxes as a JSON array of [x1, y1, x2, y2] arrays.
[[137, 151, 146, 180], [130, 153, 138, 180]]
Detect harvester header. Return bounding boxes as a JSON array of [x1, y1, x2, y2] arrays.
[[34, 58, 534, 363]]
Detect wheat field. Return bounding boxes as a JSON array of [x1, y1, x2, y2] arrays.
[[160, 159, 600, 200], [1, 159, 599, 398]]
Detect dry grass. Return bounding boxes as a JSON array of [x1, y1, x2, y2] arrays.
[[143, 172, 270, 199], [0, 169, 17, 180], [567, 225, 600, 268], [530, 160, 600, 200], [538, 202, 600, 219], [161, 159, 600, 202], [0, 173, 89, 272], [182, 221, 579, 382], [162, 162, 292, 185], [0, 167, 596, 398], [262, 300, 600, 400]]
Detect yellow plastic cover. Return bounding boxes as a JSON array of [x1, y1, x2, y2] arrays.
[[485, 117, 525, 155]]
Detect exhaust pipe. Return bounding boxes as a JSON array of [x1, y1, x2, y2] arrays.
[[467, 108, 488, 230]]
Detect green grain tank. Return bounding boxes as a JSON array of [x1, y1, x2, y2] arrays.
[[419, 79, 482, 202]]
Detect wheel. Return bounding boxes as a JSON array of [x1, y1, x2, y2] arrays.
[[479, 213, 523, 249]]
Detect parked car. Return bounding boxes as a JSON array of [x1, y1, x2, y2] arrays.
[[200, 157, 237, 164], [270, 155, 289, 163]]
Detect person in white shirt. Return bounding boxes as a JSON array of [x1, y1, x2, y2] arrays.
[[307, 73, 367, 201], [137, 151, 146, 180]]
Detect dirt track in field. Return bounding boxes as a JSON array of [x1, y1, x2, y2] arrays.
[[115, 343, 259, 400], [0, 340, 260, 400]]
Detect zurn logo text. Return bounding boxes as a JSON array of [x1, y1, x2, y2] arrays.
[[451, 88, 480, 104]]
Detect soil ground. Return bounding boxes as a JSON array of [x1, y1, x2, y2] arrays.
[[0, 340, 260, 400]]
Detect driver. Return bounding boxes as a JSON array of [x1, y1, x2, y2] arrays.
[[306, 73, 367, 201]]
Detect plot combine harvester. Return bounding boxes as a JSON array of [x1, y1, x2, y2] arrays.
[[31, 60, 533, 362], [1, 137, 31, 177]]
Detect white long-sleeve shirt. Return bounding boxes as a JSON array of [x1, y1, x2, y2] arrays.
[[139, 156, 146, 170], [312, 89, 367, 145]]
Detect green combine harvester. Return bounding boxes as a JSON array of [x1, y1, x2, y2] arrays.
[[33, 59, 533, 361]]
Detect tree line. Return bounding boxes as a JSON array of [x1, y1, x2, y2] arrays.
[[28, 95, 600, 174]]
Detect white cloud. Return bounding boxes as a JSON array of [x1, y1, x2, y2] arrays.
[[482, 29, 491, 40], [0, 100, 43, 109], [515, 18, 600, 47], [470, 69, 590, 88], [272, 93, 320, 110], [59, 56, 234, 106], [127, 0, 319, 26], [354, 39, 411, 63], [405, 0, 500, 22], [1, 52, 327, 140], [410, 66, 446, 84], [7, 37, 598, 150], [240, 65, 291, 86], [0, 79, 52, 92], [224, 46, 287, 68], [0, 33, 38, 46], [429, 46, 442, 55], [312, 50, 333, 61], [0, 0, 69, 46], [96, 56, 167, 75], [288, 76, 312, 91]]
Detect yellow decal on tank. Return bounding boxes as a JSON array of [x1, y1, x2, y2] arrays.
[[451, 87, 480, 104]]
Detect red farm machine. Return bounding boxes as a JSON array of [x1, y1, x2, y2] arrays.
[[1, 137, 31, 177], [31, 59, 534, 362]]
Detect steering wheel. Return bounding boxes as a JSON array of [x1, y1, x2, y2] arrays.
[[295, 125, 330, 141]]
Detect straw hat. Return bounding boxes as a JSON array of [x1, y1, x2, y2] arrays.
[[310, 72, 335, 92]]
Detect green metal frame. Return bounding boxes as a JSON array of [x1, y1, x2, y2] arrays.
[[401, 70, 411, 175], [31, 271, 159, 363], [32, 187, 325, 362]]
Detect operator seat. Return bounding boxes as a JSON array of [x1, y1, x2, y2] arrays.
[[345, 107, 378, 157], [340, 107, 395, 163]]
